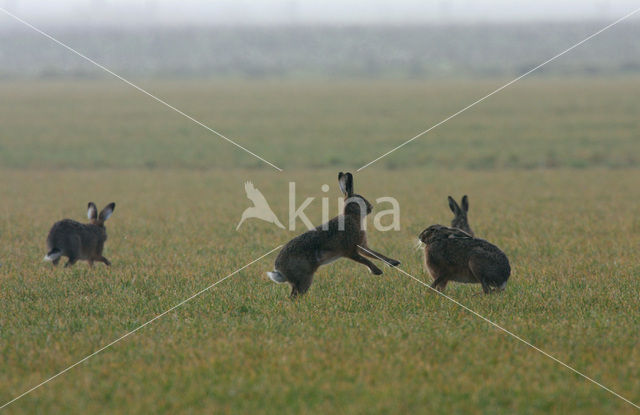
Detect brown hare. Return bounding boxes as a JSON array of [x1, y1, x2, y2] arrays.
[[448, 195, 473, 236], [44, 202, 116, 268], [267, 172, 400, 298], [418, 224, 510, 294]]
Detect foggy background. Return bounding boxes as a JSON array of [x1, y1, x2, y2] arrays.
[[1, 0, 639, 79]]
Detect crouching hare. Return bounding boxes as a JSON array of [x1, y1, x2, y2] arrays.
[[267, 172, 400, 298], [418, 224, 510, 294], [44, 202, 116, 268]]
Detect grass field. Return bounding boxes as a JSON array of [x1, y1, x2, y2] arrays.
[[1, 79, 640, 414], [1, 78, 639, 171]]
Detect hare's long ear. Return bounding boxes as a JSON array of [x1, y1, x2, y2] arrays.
[[87, 202, 98, 221], [461, 195, 469, 213], [447, 227, 472, 238], [99, 202, 116, 222], [448, 196, 460, 215], [338, 172, 353, 197]]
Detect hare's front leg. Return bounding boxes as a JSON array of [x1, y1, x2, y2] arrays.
[[64, 256, 77, 268], [427, 267, 448, 292], [98, 256, 111, 266], [358, 246, 400, 267], [430, 276, 448, 292], [348, 253, 383, 275]]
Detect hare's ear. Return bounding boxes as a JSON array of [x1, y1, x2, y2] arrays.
[[338, 172, 353, 197], [461, 195, 469, 213], [87, 202, 98, 221], [448, 196, 460, 215], [449, 228, 472, 239], [99, 202, 116, 222]]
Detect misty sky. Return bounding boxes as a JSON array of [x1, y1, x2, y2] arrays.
[[2, 0, 640, 26]]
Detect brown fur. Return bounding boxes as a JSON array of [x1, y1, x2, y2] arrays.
[[269, 172, 400, 298], [448, 195, 473, 236], [418, 224, 510, 294], [45, 202, 116, 268]]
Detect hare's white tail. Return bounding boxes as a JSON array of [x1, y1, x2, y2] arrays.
[[44, 248, 61, 262], [267, 270, 287, 284]]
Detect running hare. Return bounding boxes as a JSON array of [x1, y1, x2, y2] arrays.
[[418, 224, 509, 294], [448, 195, 473, 236], [267, 172, 400, 298], [44, 202, 116, 268]]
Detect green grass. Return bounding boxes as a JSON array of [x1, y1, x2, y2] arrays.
[[0, 80, 640, 414], [1, 78, 639, 170]]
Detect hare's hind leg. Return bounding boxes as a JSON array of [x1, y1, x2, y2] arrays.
[[281, 258, 316, 299], [289, 273, 313, 299], [64, 236, 81, 268], [468, 256, 495, 295]]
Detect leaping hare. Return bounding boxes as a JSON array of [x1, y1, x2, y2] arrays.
[[44, 202, 116, 268], [418, 224, 510, 294], [448, 195, 473, 236], [267, 172, 400, 298]]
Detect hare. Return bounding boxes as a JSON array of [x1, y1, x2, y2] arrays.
[[418, 224, 509, 294], [267, 172, 400, 298], [44, 202, 116, 268], [448, 195, 473, 236]]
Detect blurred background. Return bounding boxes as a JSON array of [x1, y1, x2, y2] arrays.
[[1, 0, 640, 80], [0, 1, 639, 171]]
